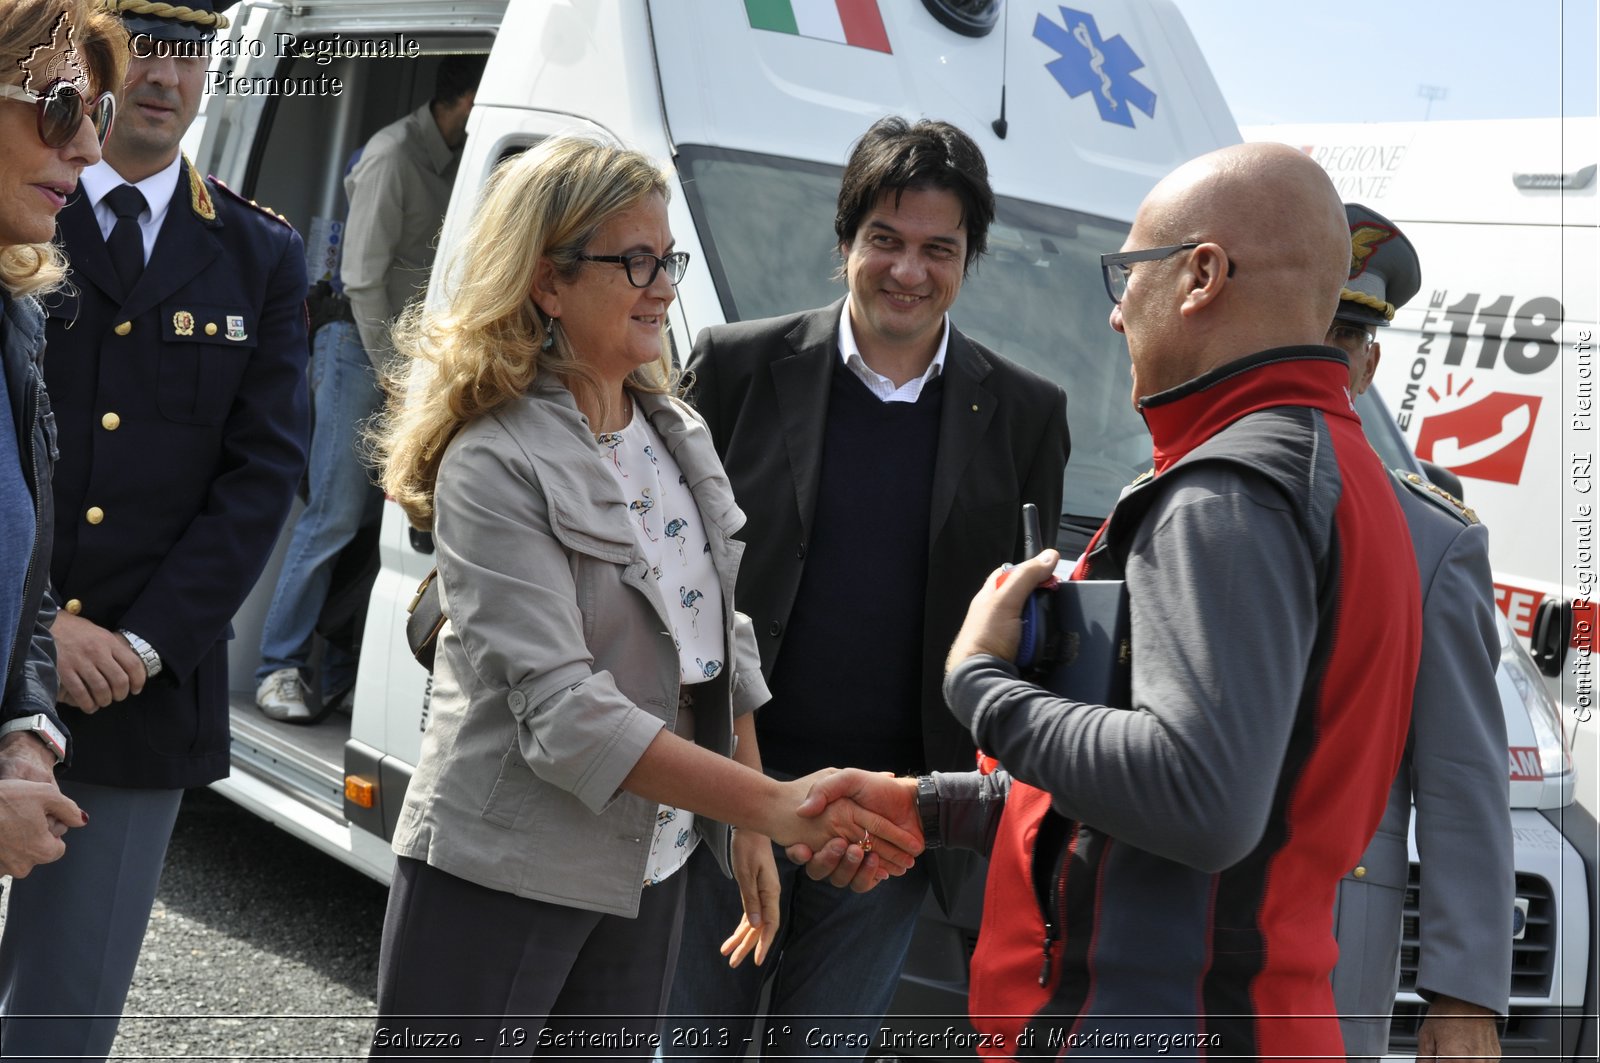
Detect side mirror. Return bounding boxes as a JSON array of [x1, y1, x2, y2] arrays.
[[1530, 598, 1570, 678], [1420, 460, 1466, 502]]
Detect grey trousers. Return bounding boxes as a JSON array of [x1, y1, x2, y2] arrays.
[[373, 855, 687, 1060], [0, 779, 184, 1062]]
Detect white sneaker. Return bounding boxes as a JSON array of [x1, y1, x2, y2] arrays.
[[256, 669, 312, 723]]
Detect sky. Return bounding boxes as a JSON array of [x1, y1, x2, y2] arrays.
[[1172, 0, 1598, 127]]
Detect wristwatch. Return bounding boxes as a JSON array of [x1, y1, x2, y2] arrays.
[[0, 712, 68, 764], [119, 629, 163, 680], [915, 774, 942, 850]]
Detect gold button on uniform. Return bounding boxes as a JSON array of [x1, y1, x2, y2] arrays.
[[205, 322, 218, 336], [113, 321, 131, 336], [1352, 866, 1367, 879], [85, 506, 104, 525], [64, 598, 82, 615], [101, 412, 120, 431]]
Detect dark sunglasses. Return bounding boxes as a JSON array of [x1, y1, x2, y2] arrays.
[[0, 79, 116, 149]]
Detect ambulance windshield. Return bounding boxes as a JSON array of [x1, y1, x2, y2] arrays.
[[678, 145, 1151, 545]]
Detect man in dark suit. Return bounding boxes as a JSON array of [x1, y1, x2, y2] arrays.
[[0, 1, 309, 1057], [668, 116, 1069, 1058]]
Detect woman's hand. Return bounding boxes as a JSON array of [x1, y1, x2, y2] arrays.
[[720, 829, 781, 967]]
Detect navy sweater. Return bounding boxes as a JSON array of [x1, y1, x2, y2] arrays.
[[758, 364, 943, 776]]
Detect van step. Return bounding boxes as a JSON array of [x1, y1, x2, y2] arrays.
[[227, 695, 347, 820]]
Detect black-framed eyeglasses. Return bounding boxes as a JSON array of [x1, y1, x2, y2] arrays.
[[1326, 323, 1376, 354], [577, 250, 691, 288], [0, 80, 116, 150], [1100, 242, 1237, 305]]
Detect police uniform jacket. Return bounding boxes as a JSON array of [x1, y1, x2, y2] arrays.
[[43, 160, 310, 789], [1332, 471, 1513, 1058]]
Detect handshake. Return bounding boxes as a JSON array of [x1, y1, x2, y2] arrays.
[[784, 768, 926, 889], [721, 769, 928, 968]]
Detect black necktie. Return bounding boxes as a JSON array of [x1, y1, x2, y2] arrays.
[[103, 184, 148, 297]]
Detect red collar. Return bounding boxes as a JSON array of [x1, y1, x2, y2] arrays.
[[1139, 346, 1355, 472]]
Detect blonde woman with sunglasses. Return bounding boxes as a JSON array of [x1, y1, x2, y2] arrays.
[[0, 0, 125, 883]]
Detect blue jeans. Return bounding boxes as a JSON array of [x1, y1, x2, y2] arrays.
[[256, 321, 383, 697], [666, 837, 928, 1059]]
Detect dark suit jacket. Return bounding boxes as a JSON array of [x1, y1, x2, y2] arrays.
[[686, 297, 1069, 812], [42, 162, 310, 789]]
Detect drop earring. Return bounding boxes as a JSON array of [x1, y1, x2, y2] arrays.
[[542, 315, 557, 352]]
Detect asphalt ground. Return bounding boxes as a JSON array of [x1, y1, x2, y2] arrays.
[[2, 787, 388, 1061]]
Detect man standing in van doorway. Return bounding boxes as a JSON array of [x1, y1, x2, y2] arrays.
[[1327, 203, 1511, 1063], [254, 55, 484, 723], [668, 116, 1070, 1057], [0, 1, 310, 1059]]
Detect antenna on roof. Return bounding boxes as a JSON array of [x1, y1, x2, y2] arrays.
[[992, 0, 1011, 139]]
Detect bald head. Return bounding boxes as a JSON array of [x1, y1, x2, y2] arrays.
[[1111, 142, 1351, 403]]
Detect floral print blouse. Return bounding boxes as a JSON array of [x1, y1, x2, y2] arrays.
[[598, 402, 727, 885]]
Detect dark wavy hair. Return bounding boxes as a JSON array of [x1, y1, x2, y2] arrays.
[[833, 115, 996, 275]]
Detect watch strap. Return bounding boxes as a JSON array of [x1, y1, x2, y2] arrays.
[[915, 774, 942, 850], [0, 713, 67, 764], [119, 629, 163, 679]]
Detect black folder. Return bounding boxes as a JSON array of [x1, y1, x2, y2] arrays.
[[1040, 579, 1131, 709]]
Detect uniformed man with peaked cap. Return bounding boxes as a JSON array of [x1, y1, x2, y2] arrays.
[[1326, 201, 1512, 1063], [0, 2, 310, 1057]]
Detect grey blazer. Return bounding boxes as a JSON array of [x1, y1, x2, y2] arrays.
[[1332, 472, 1512, 1059], [391, 382, 771, 918]]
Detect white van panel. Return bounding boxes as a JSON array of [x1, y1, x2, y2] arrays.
[[649, 0, 1239, 223]]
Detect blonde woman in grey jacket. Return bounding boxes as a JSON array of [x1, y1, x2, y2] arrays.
[[370, 137, 920, 1055]]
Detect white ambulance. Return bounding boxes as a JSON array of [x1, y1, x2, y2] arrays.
[[191, 3, 1594, 1055]]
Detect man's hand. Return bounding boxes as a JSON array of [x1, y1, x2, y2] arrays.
[[1417, 995, 1500, 1062], [720, 829, 781, 968], [52, 611, 146, 712], [0, 779, 85, 878], [0, 731, 59, 783], [945, 550, 1060, 674]]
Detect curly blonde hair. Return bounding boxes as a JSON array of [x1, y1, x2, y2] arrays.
[[0, 0, 129, 297], [374, 136, 676, 528]]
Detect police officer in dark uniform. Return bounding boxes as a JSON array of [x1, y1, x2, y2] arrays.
[[0, 2, 309, 1057]]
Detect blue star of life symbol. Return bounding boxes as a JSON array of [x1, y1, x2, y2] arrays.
[[1034, 7, 1157, 128]]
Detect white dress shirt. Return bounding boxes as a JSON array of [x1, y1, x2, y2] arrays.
[[80, 155, 185, 265], [837, 297, 950, 403]]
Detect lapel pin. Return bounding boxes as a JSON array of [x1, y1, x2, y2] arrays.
[[226, 315, 248, 341], [172, 310, 194, 336]]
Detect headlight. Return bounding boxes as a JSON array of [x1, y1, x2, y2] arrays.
[[1500, 614, 1573, 778]]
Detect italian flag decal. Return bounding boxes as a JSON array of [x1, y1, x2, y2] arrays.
[[744, 0, 891, 53]]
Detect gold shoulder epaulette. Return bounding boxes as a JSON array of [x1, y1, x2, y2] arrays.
[[205, 172, 294, 230], [1402, 471, 1479, 525]]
